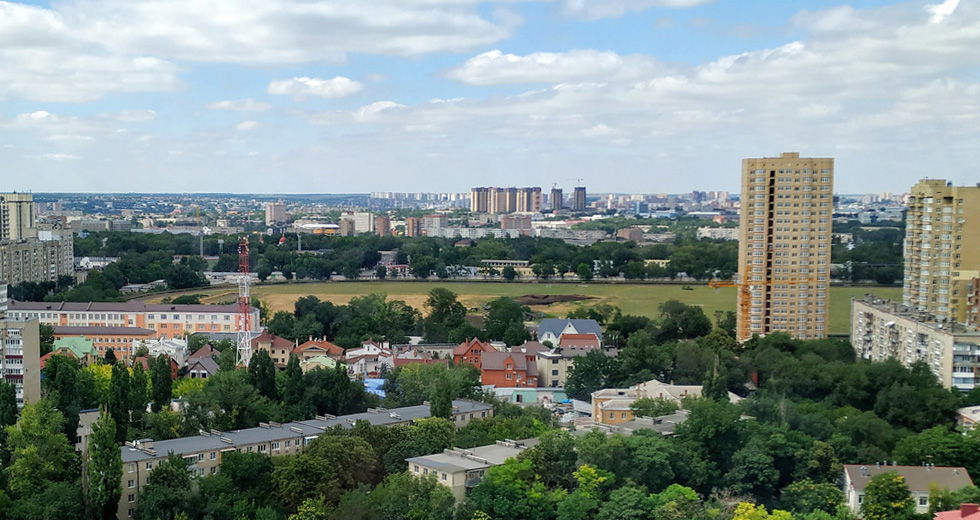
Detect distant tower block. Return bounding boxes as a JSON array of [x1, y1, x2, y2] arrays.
[[235, 237, 253, 367]]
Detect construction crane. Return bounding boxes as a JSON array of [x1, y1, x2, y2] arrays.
[[568, 178, 584, 186], [708, 278, 817, 342]]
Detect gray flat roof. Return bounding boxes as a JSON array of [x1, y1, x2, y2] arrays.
[[121, 399, 493, 463], [406, 438, 539, 473]]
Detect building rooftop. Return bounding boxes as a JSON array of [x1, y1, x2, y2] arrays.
[[10, 300, 254, 314], [406, 438, 539, 473], [843, 464, 973, 492], [121, 399, 493, 463], [53, 326, 156, 336], [855, 296, 980, 335]]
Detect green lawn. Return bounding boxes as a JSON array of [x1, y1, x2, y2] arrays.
[[162, 282, 902, 335]]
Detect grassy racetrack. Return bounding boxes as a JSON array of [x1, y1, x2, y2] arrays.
[[150, 282, 902, 335]]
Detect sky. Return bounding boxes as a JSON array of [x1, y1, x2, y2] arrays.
[[1, 0, 978, 195]]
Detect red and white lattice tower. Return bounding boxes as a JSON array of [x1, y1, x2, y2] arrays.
[[235, 237, 253, 367]]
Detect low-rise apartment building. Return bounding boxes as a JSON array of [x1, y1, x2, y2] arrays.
[[53, 325, 157, 362], [8, 301, 260, 340], [406, 439, 537, 502], [117, 399, 494, 519], [851, 296, 980, 391]]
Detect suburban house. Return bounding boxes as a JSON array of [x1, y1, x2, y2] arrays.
[[141, 337, 189, 368], [186, 356, 219, 379], [394, 347, 447, 368], [842, 464, 974, 515], [937, 503, 980, 520], [251, 330, 296, 369], [118, 399, 494, 520], [452, 338, 496, 369], [300, 355, 339, 373], [188, 344, 218, 361], [292, 338, 345, 362], [536, 318, 602, 347], [42, 336, 100, 368], [345, 341, 394, 379], [480, 347, 539, 388], [959, 405, 980, 429], [406, 439, 537, 502]]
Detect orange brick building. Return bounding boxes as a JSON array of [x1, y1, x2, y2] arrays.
[[52, 325, 158, 362]]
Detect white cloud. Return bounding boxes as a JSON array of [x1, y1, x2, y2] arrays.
[[268, 77, 364, 100], [562, 0, 714, 20], [447, 49, 662, 85], [236, 121, 259, 131], [112, 110, 159, 123], [207, 99, 272, 112], [25, 153, 82, 161], [928, 0, 960, 23]]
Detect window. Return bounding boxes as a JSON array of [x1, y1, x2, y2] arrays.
[[128, 463, 135, 473], [920, 497, 928, 506], [552, 370, 559, 376], [272, 442, 280, 450], [198, 453, 204, 461], [128, 494, 135, 503], [146, 462, 152, 470], [128, 480, 135, 488], [442, 473, 447, 481], [210, 452, 216, 460]]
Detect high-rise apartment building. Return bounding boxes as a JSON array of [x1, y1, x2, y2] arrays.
[[736, 152, 834, 341], [0, 192, 36, 242], [405, 217, 423, 237], [470, 188, 489, 213], [264, 202, 287, 226], [903, 180, 980, 324], [375, 216, 391, 237], [571, 187, 587, 211], [0, 315, 41, 409], [551, 188, 563, 211]]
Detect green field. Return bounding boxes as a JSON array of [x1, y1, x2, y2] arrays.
[[152, 282, 902, 335]]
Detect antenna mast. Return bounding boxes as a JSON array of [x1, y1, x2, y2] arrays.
[[236, 237, 253, 367]]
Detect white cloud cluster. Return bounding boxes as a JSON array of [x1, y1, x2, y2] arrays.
[[0, 0, 519, 103], [446, 49, 662, 85], [267, 77, 365, 100], [562, 0, 714, 20]]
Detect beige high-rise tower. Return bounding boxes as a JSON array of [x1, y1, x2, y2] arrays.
[[903, 180, 980, 324], [736, 152, 834, 341]]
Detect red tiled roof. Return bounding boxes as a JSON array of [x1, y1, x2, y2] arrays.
[[937, 504, 980, 520], [251, 330, 293, 350], [453, 338, 492, 357], [294, 339, 344, 356], [189, 344, 217, 360]]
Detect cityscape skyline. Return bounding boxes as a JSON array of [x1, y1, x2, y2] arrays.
[[2, 0, 977, 194]]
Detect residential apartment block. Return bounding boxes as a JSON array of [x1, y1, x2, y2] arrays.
[[843, 464, 972, 516], [851, 296, 980, 391], [116, 399, 493, 519], [407, 439, 537, 502], [0, 192, 35, 242], [0, 317, 41, 409], [571, 187, 587, 211], [0, 225, 74, 285], [470, 187, 542, 214], [737, 152, 834, 341], [7, 301, 260, 340], [52, 325, 157, 362], [903, 180, 980, 324]]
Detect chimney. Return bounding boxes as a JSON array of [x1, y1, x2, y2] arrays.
[[860, 466, 868, 477], [962, 504, 979, 517]]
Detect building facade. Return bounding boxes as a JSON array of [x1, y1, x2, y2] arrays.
[[550, 188, 563, 211], [842, 464, 972, 516], [0, 192, 36, 242], [406, 439, 536, 502], [571, 187, 587, 211], [737, 152, 834, 341], [851, 296, 980, 391], [0, 226, 74, 285], [53, 325, 157, 362], [903, 180, 980, 324], [264, 202, 287, 226], [0, 317, 41, 409], [7, 301, 260, 340]]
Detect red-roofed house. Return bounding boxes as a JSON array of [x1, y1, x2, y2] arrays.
[[189, 343, 217, 361], [453, 338, 495, 369], [345, 342, 393, 379], [937, 504, 980, 520], [293, 339, 345, 362], [251, 330, 295, 368], [480, 347, 539, 388], [558, 333, 600, 351]]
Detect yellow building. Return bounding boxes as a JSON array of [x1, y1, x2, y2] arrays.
[[903, 179, 980, 324], [737, 152, 834, 341]]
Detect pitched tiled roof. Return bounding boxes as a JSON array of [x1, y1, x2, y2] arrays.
[[189, 344, 217, 360], [187, 356, 219, 375], [537, 318, 603, 340], [251, 330, 294, 350], [453, 338, 492, 357], [294, 339, 344, 356], [481, 350, 526, 371]]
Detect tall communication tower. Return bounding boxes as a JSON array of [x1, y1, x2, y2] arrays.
[[235, 237, 253, 367]]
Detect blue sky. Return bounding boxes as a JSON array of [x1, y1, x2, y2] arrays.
[[1, 0, 977, 194]]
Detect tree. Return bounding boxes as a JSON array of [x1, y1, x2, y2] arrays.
[[861, 472, 915, 520], [3, 399, 75, 496], [150, 355, 173, 413], [134, 453, 193, 520], [109, 362, 131, 443], [576, 263, 593, 281], [104, 348, 117, 365], [483, 297, 529, 344], [656, 300, 712, 342], [88, 409, 123, 520], [375, 263, 387, 280], [423, 288, 467, 343], [274, 435, 377, 509], [519, 430, 578, 489], [248, 349, 279, 401], [130, 361, 149, 431], [284, 354, 305, 410], [39, 323, 55, 356], [502, 265, 517, 281], [630, 397, 679, 418], [564, 349, 619, 401]]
